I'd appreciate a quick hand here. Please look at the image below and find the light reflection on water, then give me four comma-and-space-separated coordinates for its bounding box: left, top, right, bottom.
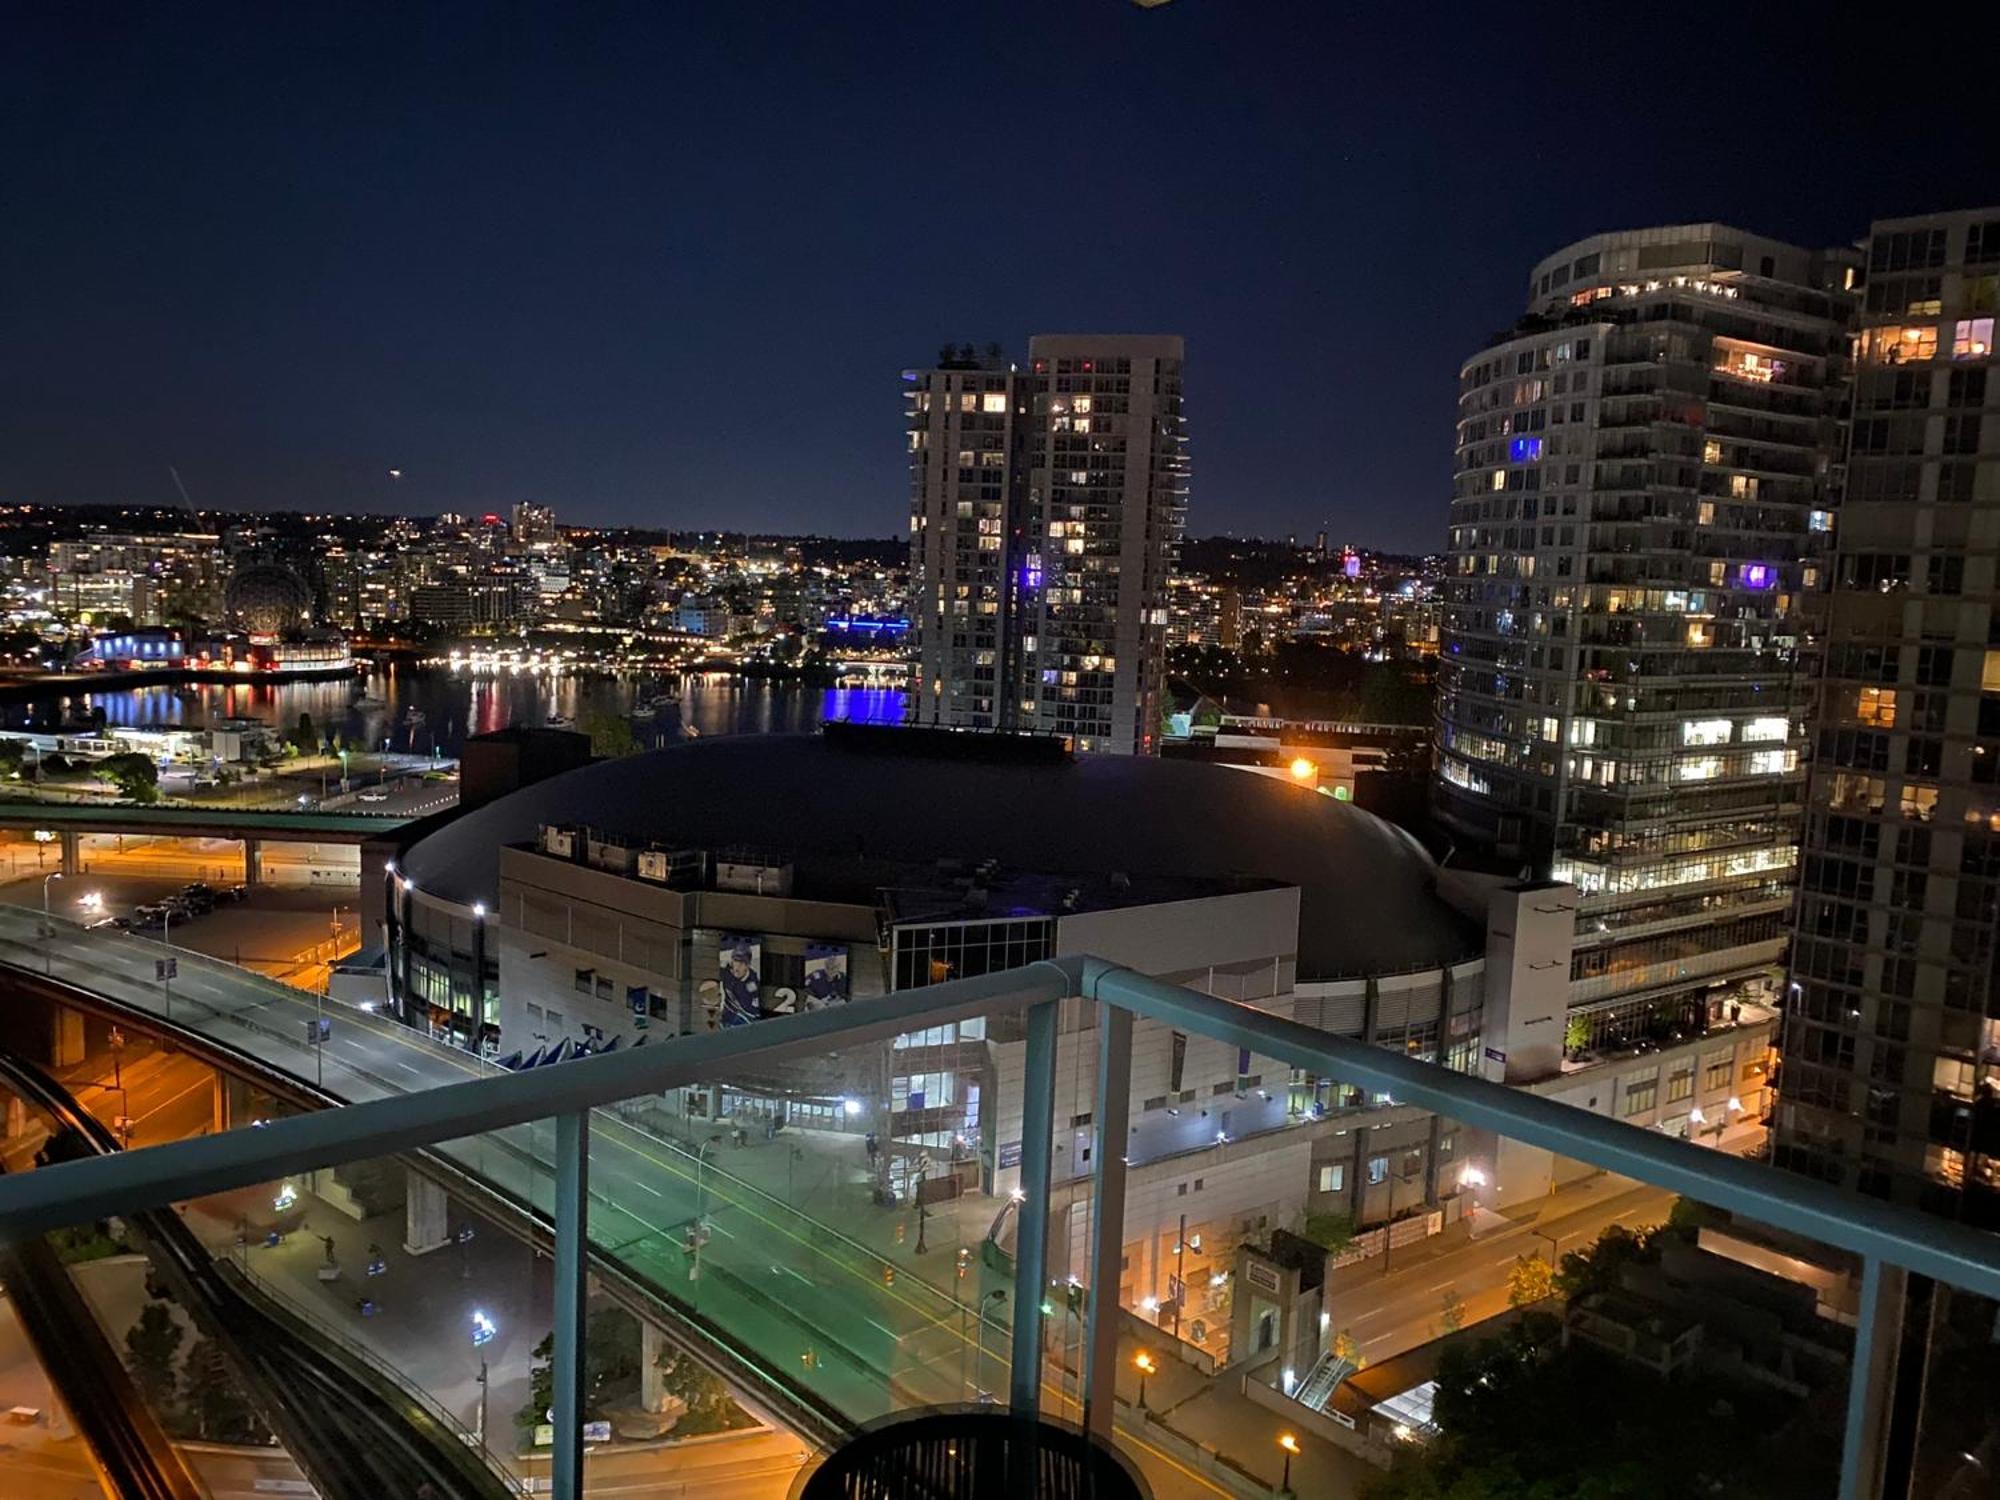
0, 669, 905, 757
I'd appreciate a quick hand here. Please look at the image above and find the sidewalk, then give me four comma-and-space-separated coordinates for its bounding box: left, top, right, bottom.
1321, 1167, 1651, 1304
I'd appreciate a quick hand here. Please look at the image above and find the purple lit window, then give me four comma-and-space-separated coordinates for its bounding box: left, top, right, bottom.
1343, 552, 1361, 579
1738, 562, 1776, 590
1509, 436, 1542, 463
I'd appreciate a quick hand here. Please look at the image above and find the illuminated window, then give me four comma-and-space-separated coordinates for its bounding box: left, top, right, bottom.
1703, 440, 1723, 464
1953, 318, 1994, 359
981, 392, 1009, 414
1856, 688, 1896, 728
1902, 784, 1939, 822
1864, 325, 1938, 363
1682, 718, 1733, 747
1490, 471, 1507, 491
1509, 436, 1543, 462
1716, 348, 1787, 383
1747, 749, 1795, 776
1985, 650, 2000, 693
1729, 475, 1760, 499
1686, 621, 1714, 648
1809, 509, 1833, 532
1743, 716, 1789, 742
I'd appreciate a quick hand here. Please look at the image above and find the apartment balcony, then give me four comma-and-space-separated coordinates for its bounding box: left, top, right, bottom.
0, 940, 1990, 1500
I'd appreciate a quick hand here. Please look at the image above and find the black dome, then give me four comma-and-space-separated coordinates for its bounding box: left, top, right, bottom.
402, 734, 1479, 980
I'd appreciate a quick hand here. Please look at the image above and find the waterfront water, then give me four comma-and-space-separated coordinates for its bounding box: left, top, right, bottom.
0, 667, 906, 758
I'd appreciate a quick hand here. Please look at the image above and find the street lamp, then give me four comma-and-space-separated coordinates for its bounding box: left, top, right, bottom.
40, 871, 62, 974
1279, 1432, 1300, 1493
691, 1137, 718, 1288
474, 1356, 489, 1456
1133, 1350, 1156, 1411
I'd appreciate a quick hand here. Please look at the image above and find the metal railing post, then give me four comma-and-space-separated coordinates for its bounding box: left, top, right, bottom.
1839, 1255, 1905, 1500
552, 1111, 589, 1500
1082, 1001, 1132, 1439
1010, 998, 1059, 1415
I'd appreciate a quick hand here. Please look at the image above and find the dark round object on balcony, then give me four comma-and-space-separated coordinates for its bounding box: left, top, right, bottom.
798, 1408, 1149, 1500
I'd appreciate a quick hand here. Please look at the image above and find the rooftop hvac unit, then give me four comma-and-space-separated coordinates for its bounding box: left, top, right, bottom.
540, 825, 576, 859
637, 847, 704, 886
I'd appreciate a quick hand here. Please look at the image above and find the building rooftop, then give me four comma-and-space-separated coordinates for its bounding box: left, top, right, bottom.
400, 731, 1481, 979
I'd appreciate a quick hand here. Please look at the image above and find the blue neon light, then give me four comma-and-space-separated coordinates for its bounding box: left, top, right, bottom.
1509, 436, 1543, 463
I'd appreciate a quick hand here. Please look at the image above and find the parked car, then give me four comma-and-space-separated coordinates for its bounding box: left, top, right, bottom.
216, 883, 250, 905
358, 788, 389, 802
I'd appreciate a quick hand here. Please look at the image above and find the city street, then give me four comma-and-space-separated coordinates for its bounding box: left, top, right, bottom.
0, 914, 1294, 1499
1329, 1174, 1672, 1363
0, 873, 360, 991
0, 875, 1683, 1500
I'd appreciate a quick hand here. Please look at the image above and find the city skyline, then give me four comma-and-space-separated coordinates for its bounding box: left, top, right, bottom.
4, 7, 1995, 548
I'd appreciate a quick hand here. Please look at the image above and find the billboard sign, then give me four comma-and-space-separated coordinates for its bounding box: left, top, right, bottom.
718, 936, 763, 1027
802, 944, 850, 1010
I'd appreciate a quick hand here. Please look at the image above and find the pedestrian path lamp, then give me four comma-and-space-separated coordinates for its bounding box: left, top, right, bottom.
1133, 1350, 1155, 1411
1279, 1432, 1300, 1492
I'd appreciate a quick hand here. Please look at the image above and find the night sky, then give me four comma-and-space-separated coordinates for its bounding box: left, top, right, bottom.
4, 5, 1995, 550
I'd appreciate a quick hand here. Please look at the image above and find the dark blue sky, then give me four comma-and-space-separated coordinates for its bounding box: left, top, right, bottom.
4, 5, 1994, 549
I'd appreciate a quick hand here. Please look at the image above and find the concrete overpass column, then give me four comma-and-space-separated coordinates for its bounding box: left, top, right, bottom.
59, 831, 80, 876
211, 1075, 255, 1133
403, 1169, 450, 1255
242, 837, 263, 888
48, 1008, 85, 1069
639, 1323, 670, 1413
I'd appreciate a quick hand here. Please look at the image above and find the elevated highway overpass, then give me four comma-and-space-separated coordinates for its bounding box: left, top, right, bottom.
0, 800, 418, 884
0, 909, 1000, 1453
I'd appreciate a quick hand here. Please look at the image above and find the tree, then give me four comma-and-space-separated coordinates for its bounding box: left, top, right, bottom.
1330, 1328, 1365, 1369
176, 1337, 272, 1445
516, 1308, 647, 1433
290, 712, 318, 758
1554, 1222, 1654, 1302
1363, 1311, 1836, 1500
517, 1333, 555, 1434
1506, 1253, 1554, 1309
48, 1221, 128, 1262
654, 1346, 754, 1438
125, 1302, 183, 1413
100, 752, 160, 803
1438, 1287, 1465, 1334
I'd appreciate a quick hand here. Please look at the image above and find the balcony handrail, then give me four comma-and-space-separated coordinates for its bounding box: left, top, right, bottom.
4, 950, 2000, 1312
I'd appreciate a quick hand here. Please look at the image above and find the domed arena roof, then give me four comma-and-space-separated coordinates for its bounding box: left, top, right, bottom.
402, 732, 1481, 980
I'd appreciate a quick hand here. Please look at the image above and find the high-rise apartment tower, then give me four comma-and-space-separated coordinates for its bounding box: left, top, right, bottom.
1437, 225, 1855, 1053
905, 334, 1189, 754
1777, 208, 2000, 1218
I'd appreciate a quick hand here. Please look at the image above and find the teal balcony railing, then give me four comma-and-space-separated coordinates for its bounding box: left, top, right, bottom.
0, 936, 1995, 1500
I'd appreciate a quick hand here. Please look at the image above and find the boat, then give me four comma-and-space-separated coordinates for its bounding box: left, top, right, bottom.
545, 712, 575, 729
627, 690, 679, 718
402, 705, 427, 726
353, 693, 388, 710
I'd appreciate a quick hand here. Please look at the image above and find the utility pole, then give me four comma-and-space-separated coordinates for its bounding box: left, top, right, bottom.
1173, 1211, 1187, 1342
